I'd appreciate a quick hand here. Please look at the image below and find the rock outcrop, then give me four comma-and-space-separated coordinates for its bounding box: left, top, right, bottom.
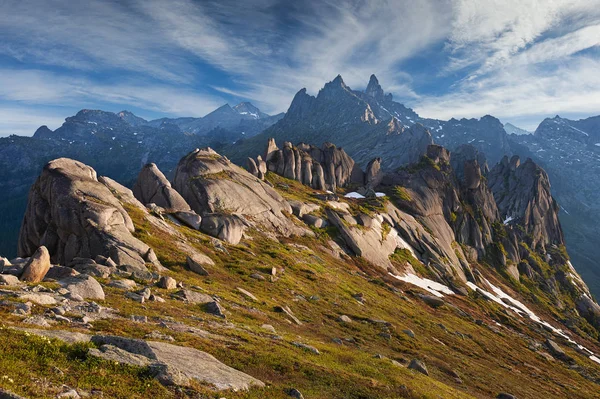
173, 148, 307, 241
255, 140, 364, 191
18, 158, 160, 271
133, 163, 191, 211
488, 156, 563, 251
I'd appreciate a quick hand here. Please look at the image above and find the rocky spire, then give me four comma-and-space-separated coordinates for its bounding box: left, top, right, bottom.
365, 74, 385, 101
488, 156, 563, 251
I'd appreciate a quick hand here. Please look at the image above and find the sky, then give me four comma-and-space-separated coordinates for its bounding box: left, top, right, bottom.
1, 0, 600, 136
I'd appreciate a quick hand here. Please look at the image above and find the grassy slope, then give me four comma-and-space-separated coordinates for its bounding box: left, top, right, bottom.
1, 174, 599, 398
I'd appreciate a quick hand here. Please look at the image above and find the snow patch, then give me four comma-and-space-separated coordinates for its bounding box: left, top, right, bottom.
390, 273, 454, 297
503, 216, 514, 225
344, 192, 365, 199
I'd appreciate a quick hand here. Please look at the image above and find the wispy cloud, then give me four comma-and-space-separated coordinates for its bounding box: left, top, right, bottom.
0, 69, 225, 116
0, 0, 599, 135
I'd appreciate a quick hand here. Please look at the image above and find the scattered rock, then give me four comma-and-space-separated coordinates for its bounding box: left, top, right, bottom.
186, 254, 213, 276
57, 389, 80, 398
23, 315, 52, 327
0, 388, 28, 399
108, 279, 137, 290
158, 276, 177, 290
408, 359, 429, 376
402, 329, 415, 338
18, 293, 57, 305
338, 315, 352, 323
173, 290, 214, 304
546, 339, 572, 362
418, 294, 445, 308
250, 273, 266, 281
0, 274, 20, 286
205, 301, 226, 318
261, 324, 276, 333
20, 246, 51, 283
496, 394, 517, 399
287, 388, 305, 399
45, 265, 80, 280
274, 305, 302, 325
292, 342, 320, 355
60, 275, 105, 300
237, 287, 258, 302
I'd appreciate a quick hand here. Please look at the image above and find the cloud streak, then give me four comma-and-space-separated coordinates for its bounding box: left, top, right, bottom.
0, 0, 599, 135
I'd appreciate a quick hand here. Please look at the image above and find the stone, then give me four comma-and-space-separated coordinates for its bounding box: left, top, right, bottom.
20, 246, 51, 283
45, 265, 80, 280
61, 275, 105, 300
419, 294, 445, 308
0, 274, 20, 286
338, 315, 352, 323
302, 214, 328, 228
72, 261, 112, 279
250, 273, 265, 281
133, 163, 191, 211
57, 389, 80, 398
496, 394, 517, 399
0, 388, 28, 399
173, 290, 214, 304
287, 388, 305, 399
158, 276, 177, 290
261, 324, 276, 333
186, 254, 214, 275
205, 301, 226, 318
108, 279, 137, 290
546, 339, 571, 362
292, 342, 320, 355
125, 292, 145, 303
237, 287, 258, 302
18, 293, 57, 305
289, 200, 320, 218
408, 359, 429, 376
23, 315, 52, 327
402, 329, 416, 338
172, 211, 202, 230
92, 335, 264, 390
274, 305, 302, 325
200, 214, 245, 245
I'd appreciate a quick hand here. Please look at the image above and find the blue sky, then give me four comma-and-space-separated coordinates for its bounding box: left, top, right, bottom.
1, 0, 600, 136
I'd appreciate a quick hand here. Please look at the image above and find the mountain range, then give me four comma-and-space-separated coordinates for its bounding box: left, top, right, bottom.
0, 74, 599, 299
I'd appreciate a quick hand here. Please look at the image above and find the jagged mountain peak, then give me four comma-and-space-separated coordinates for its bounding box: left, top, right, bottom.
366, 73, 385, 101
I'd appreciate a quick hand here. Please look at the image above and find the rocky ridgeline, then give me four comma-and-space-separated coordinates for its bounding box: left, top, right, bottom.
247, 139, 383, 193
2, 138, 600, 396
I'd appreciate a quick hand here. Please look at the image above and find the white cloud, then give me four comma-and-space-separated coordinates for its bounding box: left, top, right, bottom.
0, 69, 225, 118
413, 57, 600, 125
0, 107, 67, 137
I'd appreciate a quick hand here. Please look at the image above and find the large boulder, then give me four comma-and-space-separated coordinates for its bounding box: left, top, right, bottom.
90, 335, 264, 390
200, 214, 245, 245
20, 246, 51, 283
173, 148, 307, 238
133, 163, 191, 211
18, 158, 160, 271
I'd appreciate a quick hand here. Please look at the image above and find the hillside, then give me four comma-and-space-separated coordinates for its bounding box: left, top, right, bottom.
0, 141, 599, 398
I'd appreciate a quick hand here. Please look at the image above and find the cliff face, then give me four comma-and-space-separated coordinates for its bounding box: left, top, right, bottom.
489, 155, 564, 251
